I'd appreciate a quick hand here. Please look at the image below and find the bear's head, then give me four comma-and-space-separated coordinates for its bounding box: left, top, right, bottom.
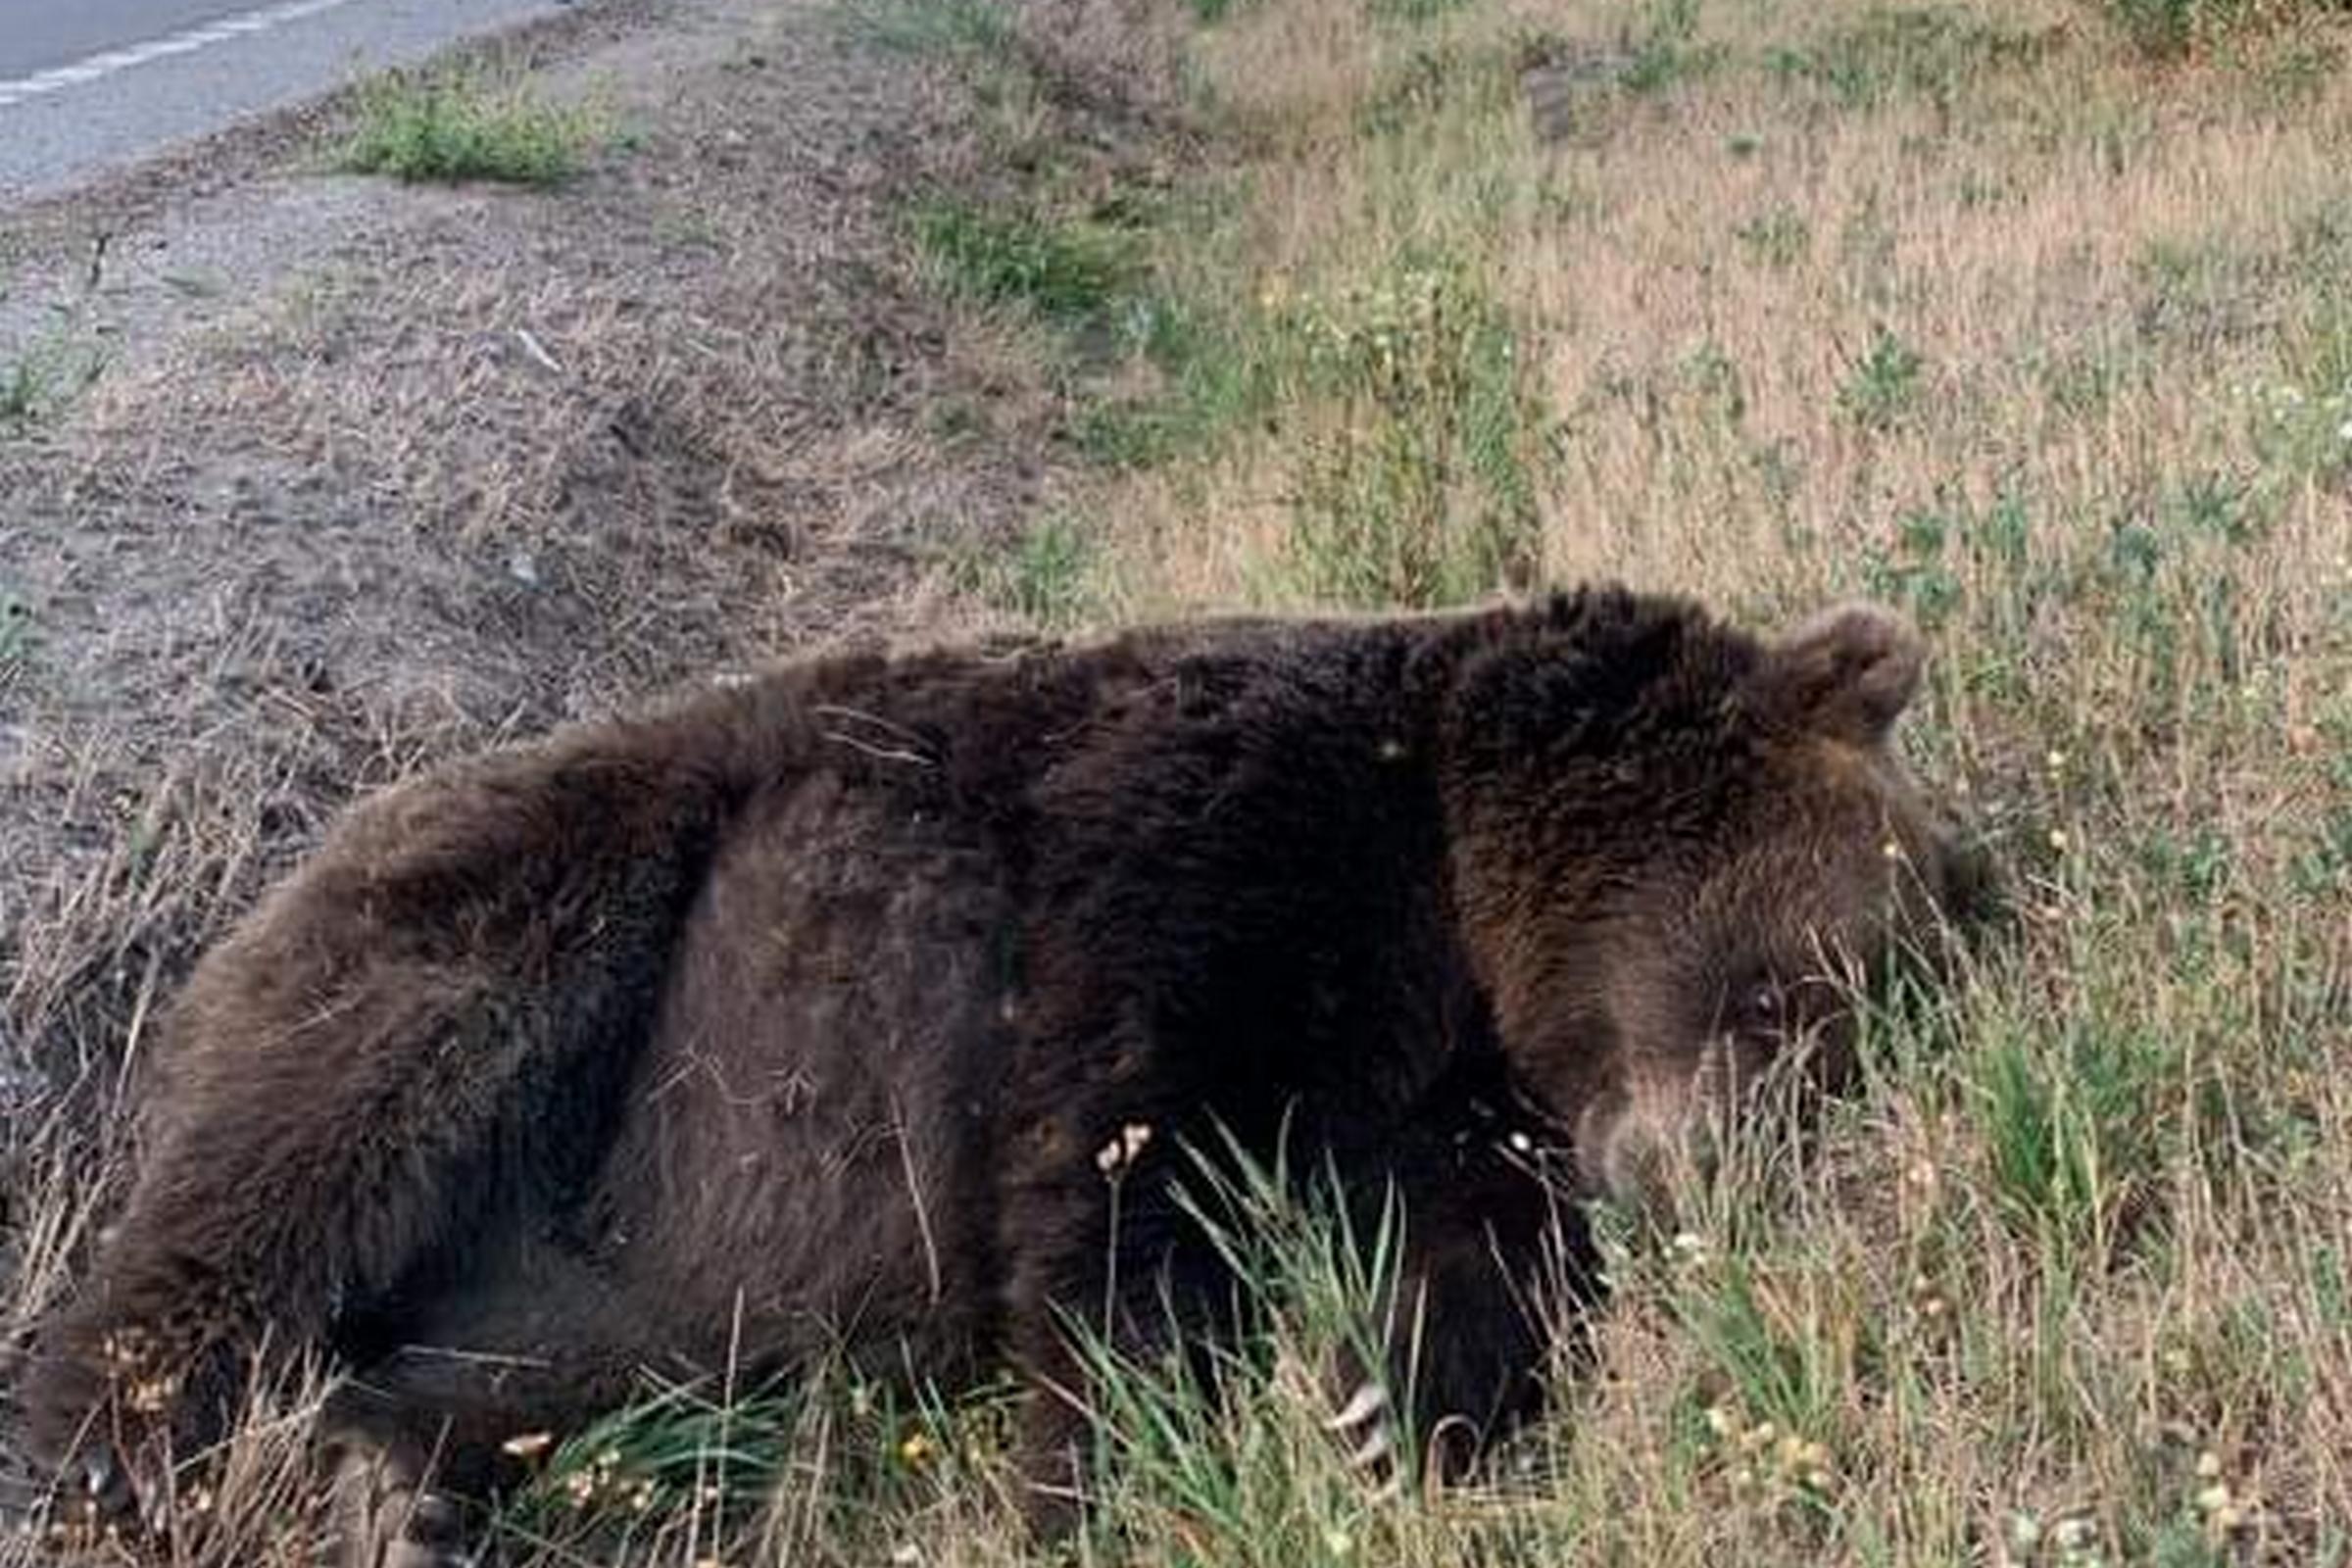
1434, 590, 1989, 1210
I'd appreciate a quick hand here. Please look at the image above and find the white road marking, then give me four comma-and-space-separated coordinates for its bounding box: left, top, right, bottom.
0, 0, 364, 108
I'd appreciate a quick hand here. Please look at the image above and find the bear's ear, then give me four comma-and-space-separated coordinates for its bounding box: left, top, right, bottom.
1750, 602, 1925, 746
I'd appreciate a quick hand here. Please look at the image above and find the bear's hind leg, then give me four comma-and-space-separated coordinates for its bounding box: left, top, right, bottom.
324, 1427, 475, 1568
318, 1373, 564, 1568
318, 1228, 678, 1568
24, 729, 720, 1537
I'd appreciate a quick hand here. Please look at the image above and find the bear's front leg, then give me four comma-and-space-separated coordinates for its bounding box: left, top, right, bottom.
1337, 1107, 1596, 1493
20, 1260, 265, 1551
996, 1125, 1233, 1536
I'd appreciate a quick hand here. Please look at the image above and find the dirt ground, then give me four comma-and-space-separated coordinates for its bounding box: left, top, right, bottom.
0, 0, 1094, 1513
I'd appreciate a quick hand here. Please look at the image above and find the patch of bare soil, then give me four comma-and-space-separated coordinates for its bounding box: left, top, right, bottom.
0, 0, 1109, 1520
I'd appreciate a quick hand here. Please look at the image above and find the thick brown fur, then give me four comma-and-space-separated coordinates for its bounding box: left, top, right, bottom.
20, 587, 1984, 1561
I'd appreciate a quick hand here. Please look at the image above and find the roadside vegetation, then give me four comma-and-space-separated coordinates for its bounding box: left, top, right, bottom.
337, 64, 607, 187
0, 307, 104, 436
806, 0, 2352, 1558
3, 0, 2347, 1560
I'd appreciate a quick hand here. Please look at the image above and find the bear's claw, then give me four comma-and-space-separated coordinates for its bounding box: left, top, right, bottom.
1324, 1377, 1403, 1499
1323, 1379, 1389, 1435
31, 1438, 148, 1552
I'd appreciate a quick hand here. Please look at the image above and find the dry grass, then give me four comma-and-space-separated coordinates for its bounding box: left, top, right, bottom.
0, 0, 1048, 1555
900, 0, 2352, 1557
5, 0, 2350, 1560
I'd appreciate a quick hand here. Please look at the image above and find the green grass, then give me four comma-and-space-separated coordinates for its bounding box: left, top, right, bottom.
1764, 5, 2061, 109
848, 0, 1019, 60
1838, 325, 1928, 431
1282, 258, 1544, 609
1735, 207, 1813, 269
1618, 0, 1728, 94
0, 357, 43, 428
910, 198, 1133, 323
338, 69, 601, 187
1071, 299, 1268, 467
0, 321, 105, 434
1369, 0, 1478, 26
953, 514, 1101, 628
2096, 0, 2272, 58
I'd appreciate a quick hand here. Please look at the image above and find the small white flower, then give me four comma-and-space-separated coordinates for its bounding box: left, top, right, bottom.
2053, 1515, 2097, 1550
1097, 1121, 1154, 1176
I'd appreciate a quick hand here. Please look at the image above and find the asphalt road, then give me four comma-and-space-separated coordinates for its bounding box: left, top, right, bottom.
0, 0, 566, 203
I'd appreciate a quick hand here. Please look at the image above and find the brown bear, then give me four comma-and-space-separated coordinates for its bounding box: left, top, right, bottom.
20, 587, 1981, 1565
